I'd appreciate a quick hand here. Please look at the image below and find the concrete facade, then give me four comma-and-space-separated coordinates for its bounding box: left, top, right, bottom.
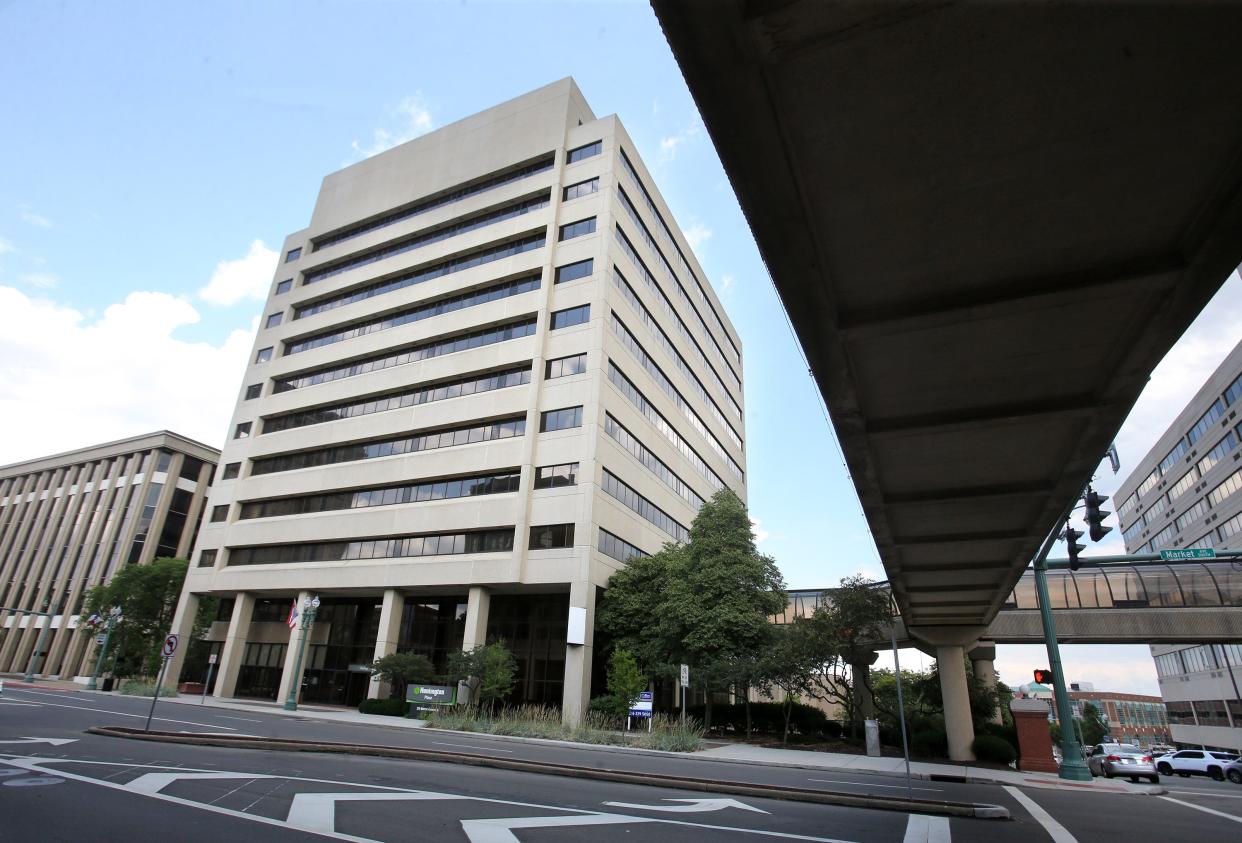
1115, 337, 1242, 751
0, 431, 219, 680
171, 80, 745, 719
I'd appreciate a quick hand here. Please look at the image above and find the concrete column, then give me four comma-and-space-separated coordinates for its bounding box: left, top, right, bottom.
213, 592, 255, 699
277, 591, 314, 704
851, 651, 879, 722
937, 644, 976, 761
461, 586, 491, 651
164, 591, 201, 687
969, 641, 1003, 725
368, 589, 405, 699
561, 581, 595, 727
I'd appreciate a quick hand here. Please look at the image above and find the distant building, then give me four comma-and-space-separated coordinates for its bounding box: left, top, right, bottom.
1067, 690, 1171, 748
1114, 338, 1242, 751
0, 432, 219, 680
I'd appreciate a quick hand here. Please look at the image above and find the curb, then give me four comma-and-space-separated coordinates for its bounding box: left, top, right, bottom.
87, 726, 1010, 819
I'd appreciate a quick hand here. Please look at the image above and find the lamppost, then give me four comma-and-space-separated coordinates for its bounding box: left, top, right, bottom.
86, 606, 123, 691
283, 595, 320, 712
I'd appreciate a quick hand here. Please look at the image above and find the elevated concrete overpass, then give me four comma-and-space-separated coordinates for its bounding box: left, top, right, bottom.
652, 1, 1242, 644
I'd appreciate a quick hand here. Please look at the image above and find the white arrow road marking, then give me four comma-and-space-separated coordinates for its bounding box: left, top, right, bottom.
603, 797, 769, 814
126, 771, 276, 796
287, 791, 466, 834
903, 814, 951, 843
0, 737, 77, 746
462, 812, 654, 843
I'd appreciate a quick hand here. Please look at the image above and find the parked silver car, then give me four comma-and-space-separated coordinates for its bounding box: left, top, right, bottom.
1086, 742, 1159, 783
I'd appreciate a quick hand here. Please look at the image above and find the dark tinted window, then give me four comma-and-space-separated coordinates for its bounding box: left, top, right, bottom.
534, 463, 578, 489
529, 523, 574, 549
562, 177, 599, 201
210, 505, 229, 523
234, 422, 252, 439
254, 347, 273, 364
244, 384, 262, 400
550, 305, 589, 330
539, 406, 582, 432
555, 258, 593, 284
566, 141, 601, 163
545, 353, 586, 379
285, 247, 301, 262
221, 463, 240, 480
266, 312, 283, 329
275, 279, 293, 295
558, 217, 596, 242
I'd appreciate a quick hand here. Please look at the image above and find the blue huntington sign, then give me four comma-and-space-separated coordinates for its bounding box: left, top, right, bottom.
406, 684, 457, 705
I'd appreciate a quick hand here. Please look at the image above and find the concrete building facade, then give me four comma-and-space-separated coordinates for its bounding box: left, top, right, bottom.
1115, 337, 1242, 751
166, 80, 745, 720
0, 431, 219, 680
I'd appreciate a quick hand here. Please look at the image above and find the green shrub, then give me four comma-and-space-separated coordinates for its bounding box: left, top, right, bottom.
359, 697, 409, 717
977, 721, 1018, 746
822, 719, 844, 738
119, 679, 177, 697
910, 727, 948, 758
972, 734, 1017, 765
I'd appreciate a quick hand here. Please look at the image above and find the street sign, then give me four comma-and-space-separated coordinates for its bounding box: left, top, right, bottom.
628, 690, 653, 719
95, 635, 107, 645
161, 634, 179, 658
406, 684, 457, 705
208, 654, 218, 665
1160, 548, 1216, 560
680, 664, 689, 688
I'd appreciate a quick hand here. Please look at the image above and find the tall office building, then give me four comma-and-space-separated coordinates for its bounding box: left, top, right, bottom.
0, 432, 219, 680
166, 80, 746, 720
1114, 336, 1242, 751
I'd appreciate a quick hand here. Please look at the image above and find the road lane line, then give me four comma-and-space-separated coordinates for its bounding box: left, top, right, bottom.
1159, 796, 1242, 824
0, 700, 39, 706
1166, 789, 1242, 800
434, 741, 513, 753
903, 814, 951, 843
4, 692, 237, 731
216, 716, 263, 723
1002, 786, 1077, 843
809, 778, 942, 793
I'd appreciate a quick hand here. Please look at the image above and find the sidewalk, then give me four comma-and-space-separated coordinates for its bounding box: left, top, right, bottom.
4, 677, 1159, 795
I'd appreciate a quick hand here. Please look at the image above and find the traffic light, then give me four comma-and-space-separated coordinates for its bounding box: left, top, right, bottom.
1033, 669, 1053, 685
1065, 523, 1085, 570
1084, 488, 1112, 542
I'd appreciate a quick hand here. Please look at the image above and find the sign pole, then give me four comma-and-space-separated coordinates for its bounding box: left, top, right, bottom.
201, 656, 216, 705
145, 656, 170, 733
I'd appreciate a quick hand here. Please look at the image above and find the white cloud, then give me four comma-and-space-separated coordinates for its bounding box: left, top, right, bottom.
350, 94, 436, 161
750, 516, 770, 545
659, 123, 701, 163
682, 222, 712, 254
718, 274, 737, 299
197, 240, 278, 306
0, 236, 14, 255
995, 644, 1160, 696
19, 208, 51, 229
0, 286, 255, 464
17, 272, 57, 289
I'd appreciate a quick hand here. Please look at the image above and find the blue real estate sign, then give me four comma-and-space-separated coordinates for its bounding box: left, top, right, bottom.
628, 690, 653, 719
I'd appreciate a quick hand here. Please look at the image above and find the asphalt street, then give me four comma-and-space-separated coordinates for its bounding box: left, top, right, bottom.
2, 685, 1241, 842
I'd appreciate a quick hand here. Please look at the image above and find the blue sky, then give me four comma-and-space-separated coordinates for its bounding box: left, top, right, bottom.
2, 1, 1239, 694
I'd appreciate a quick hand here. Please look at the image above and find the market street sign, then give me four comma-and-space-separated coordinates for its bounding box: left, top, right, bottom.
1160, 548, 1216, 560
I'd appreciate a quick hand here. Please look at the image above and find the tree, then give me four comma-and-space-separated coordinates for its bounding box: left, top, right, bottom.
594, 648, 648, 722
758, 622, 819, 743
80, 557, 195, 677
598, 489, 787, 729
1079, 702, 1109, 746
447, 640, 517, 714
369, 652, 436, 700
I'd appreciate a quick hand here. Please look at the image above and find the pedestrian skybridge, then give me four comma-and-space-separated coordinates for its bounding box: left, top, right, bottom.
778, 561, 1242, 645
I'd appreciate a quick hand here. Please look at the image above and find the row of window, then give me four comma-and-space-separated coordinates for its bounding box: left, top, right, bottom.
237, 470, 522, 520
312, 154, 555, 251
558, 217, 596, 242
1120, 425, 1241, 541
613, 266, 742, 429
262, 364, 532, 434
1154, 643, 1242, 677
533, 462, 578, 489
611, 312, 744, 477
551, 304, 590, 330
303, 194, 550, 287
607, 361, 728, 495
250, 416, 527, 476
285, 274, 541, 355
293, 232, 546, 320
566, 140, 601, 164
529, 523, 574, 550
555, 258, 593, 284
618, 147, 740, 366
614, 222, 741, 392
601, 468, 690, 543
271, 316, 538, 393
604, 413, 704, 512
562, 177, 598, 202
598, 528, 648, 564
540, 406, 583, 432
227, 528, 517, 566
545, 353, 586, 380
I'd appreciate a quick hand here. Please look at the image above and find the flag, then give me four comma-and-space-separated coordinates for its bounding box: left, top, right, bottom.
286, 600, 299, 629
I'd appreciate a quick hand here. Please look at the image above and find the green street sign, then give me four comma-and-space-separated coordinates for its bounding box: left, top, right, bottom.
1160, 548, 1216, 560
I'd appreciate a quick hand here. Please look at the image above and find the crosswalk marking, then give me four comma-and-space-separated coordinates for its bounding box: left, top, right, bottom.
903, 814, 951, 843
287, 791, 465, 834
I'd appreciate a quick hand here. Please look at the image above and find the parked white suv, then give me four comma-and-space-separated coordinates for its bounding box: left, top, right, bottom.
1154, 750, 1240, 781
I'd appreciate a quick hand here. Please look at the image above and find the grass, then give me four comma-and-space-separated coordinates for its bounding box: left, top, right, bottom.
117, 678, 178, 697
424, 705, 705, 752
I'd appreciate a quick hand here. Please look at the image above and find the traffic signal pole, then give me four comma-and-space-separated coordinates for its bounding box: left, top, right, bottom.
1033, 548, 1092, 780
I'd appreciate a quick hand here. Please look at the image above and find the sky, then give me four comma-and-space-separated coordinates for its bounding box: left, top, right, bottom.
1, 0, 1238, 696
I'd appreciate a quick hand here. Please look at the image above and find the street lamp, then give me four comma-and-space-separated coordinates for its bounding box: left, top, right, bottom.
283, 595, 320, 712
86, 606, 123, 691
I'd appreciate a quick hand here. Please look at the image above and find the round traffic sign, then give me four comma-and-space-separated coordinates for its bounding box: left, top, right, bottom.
162, 634, 179, 657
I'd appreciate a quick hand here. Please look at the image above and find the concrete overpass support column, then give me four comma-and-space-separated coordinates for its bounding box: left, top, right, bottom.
851, 652, 879, 722
213, 592, 255, 699
969, 641, 1003, 725
561, 581, 595, 727
368, 589, 405, 700
937, 645, 976, 761
277, 591, 315, 705
163, 592, 200, 688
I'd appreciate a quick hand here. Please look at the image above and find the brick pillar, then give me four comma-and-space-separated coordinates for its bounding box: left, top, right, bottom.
1011, 698, 1059, 773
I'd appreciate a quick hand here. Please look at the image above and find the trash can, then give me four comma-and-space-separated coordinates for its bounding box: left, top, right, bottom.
865, 718, 881, 757
101, 676, 115, 692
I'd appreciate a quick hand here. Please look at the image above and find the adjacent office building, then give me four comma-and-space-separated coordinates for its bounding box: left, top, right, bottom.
166, 79, 746, 721
0, 432, 219, 680
1114, 336, 1242, 751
